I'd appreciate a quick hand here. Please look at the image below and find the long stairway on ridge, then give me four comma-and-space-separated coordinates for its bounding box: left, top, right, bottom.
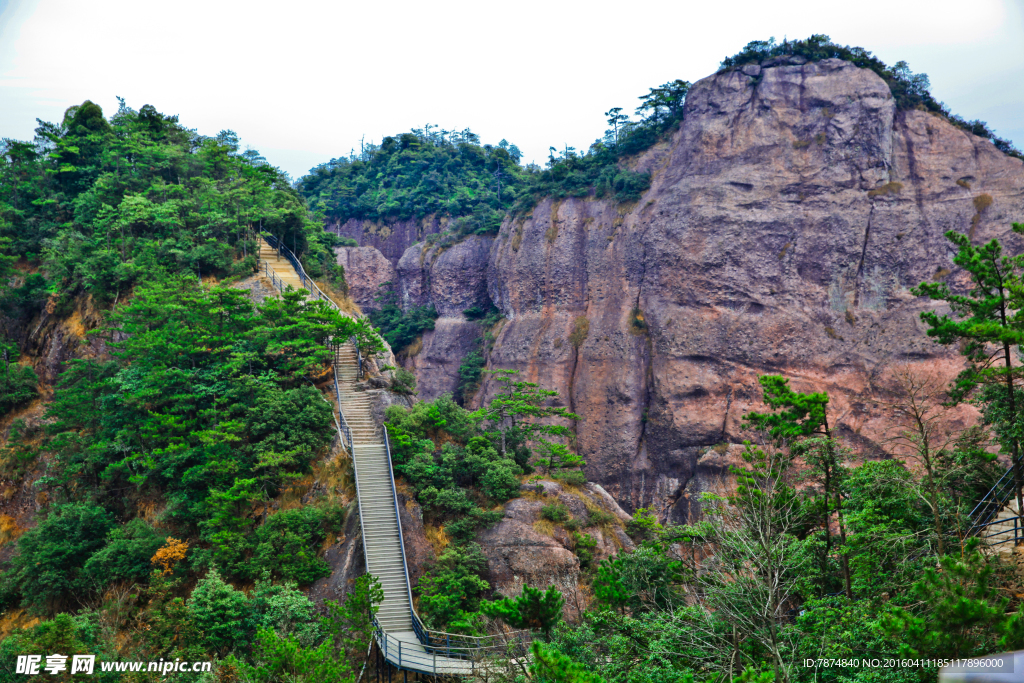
257, 235, 493, 676
335, 342, 415, 635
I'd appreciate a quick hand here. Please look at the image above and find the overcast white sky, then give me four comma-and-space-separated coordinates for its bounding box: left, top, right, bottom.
1, 0, 1022, 180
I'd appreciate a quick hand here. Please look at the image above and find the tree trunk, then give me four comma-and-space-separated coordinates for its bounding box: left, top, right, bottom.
1005, 341, 1024, 540
836, 490, 853, 600
822, 467, 832, 595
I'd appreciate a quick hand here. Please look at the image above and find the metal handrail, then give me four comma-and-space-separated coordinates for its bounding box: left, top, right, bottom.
371, 616, 528, 676
260, 235, 530, 671
332, 360, 353, 452
382, 425, 417, 632
263, 233, 335, 307
261, 233, 366, 380
969, 459, 1022, 536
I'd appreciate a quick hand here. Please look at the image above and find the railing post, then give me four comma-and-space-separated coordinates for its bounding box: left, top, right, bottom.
398, 640, 401, 669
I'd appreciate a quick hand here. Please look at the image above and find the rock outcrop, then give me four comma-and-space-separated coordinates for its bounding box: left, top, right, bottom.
334, 247, 396, 311
340, 57, 1024, 524
327, 216, 446, 266
356, 236, 495, 400
481, 57, 1024, 522
477, 481, 632, 618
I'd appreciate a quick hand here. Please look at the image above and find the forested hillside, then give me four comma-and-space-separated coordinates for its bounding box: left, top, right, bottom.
0, 100, 384, 681
0, 32, 1024, 683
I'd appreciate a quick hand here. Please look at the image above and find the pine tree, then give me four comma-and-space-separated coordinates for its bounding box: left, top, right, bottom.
530, 641, 607, 683
912, 226, 1024, 536
744, 375, 853, 599
481, 585, 563, 639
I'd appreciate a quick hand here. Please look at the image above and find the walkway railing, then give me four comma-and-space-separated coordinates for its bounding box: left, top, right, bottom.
261, 233, 363, 378
371, 618, 531, 675
383, 424, 417, 626
259, 236, 533, 675
970, 460, 1024, 546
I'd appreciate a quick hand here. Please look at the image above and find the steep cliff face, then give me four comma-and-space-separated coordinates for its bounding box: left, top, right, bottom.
481, 57, 1024, 521
337, 237, 495, 399
334, 58, 1024, 523
334, 247, 396, 311
327, 216, 446, 266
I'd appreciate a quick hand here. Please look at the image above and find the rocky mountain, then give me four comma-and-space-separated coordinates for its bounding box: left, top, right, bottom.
334, 57, 1024, 523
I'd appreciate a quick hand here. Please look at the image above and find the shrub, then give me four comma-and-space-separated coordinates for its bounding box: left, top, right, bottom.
552, 470, 587, 487
573, 532, 598, 571
0, 612, 118, 683
481, 459, 522, 502
454, 349, 485, 405
0, 363, 38, 416
587, 508, 616, 527
417, 543, 491, 629
391, 367, 418, 395
482, 585, 564, 638
245, 506, 342, 584
368, 283, 438, 352
246, 575, 323, 647
188, 568, 248, 653
82, 519, 166, 587
419, 486, 475, 518
0, 419, 38, 479
541, 503, 570, 524
6, 502, 114, 612
625, 507, 663, 542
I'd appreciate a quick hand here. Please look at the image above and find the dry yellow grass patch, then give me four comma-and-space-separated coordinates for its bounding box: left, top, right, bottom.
280, 474, 315, 510
313, 450, 355, 503
867, 181, 903, 198
403, 337, 424, 358
533, 519, 557, 537
425, 524, 450, 555
0, 514, 24, 546
0, 608, 40, 640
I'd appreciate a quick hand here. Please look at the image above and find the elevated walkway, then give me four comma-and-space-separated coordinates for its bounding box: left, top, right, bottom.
257, 236, 527, 677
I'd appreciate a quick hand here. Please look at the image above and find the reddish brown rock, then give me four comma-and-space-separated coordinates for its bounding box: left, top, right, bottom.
333, 246, 396, 311
327, 216, 446, 266
480, 58, 1024, 523
477, 500, 580, 598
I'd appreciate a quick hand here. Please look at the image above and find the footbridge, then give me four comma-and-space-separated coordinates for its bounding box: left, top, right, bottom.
258, 236, 530, 678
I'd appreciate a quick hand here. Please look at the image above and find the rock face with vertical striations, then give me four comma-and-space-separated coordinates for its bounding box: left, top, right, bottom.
333, 246, 396, 311
481, 57, 1024, 522
390, 237, 495, 399
339, 57, 1024, 523
327, 216, 446, 266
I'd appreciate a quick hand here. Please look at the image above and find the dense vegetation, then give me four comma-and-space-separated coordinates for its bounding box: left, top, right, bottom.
296, 78, 687, 235
0, 100, 345, 304
383, 371, 581, 631
0, 277, 379, 609
0, 101, 385, 680
720, 34, 1023, 159
1, 39, 1023, 681
366, 281, 439, 353
297, 128, 523, 235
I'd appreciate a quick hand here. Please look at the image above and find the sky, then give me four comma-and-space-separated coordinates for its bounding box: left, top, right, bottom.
1, 0, 1022, 181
